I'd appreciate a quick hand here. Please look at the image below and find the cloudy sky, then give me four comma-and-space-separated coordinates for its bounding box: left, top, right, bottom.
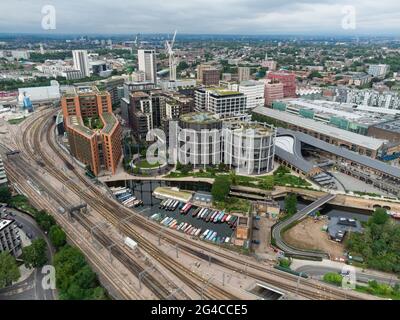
0, 0, 398, 35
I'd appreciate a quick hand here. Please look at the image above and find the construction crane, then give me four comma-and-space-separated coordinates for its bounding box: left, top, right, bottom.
131, 34, 140, 54
165, 30, 178, 81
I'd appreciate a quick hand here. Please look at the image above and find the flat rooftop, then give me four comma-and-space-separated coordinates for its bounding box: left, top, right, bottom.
254, 106, 386, 151
278, 98, 394, 126
278, 128, 400, 179
180, 112, 221, 124
101, 112, 118, 134
0, 218, 13, 231
207, 88, 244, 97
373, 120, 400, 134
68, 116, 94, 137
224, 121, 275, 137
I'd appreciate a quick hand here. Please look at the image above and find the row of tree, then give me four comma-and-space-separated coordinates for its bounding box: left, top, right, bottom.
0, 189, 107, 298
345, 208, 400, 275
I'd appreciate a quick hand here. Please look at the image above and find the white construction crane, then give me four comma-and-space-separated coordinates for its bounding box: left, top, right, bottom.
131, 34, 140, 54
165, 30, 178, 81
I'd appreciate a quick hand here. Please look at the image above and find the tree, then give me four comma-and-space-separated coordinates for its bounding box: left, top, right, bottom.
176, 161, 184, 171
346, 207, 400, 275
34, 210, 55, 232
369, 208, 389, 225
323, 273, 343, 286
72, 265, 98, 289
279, 258, 292, 269
260, 176, 275, 190
22, 238, 48, 269
0, 252, 20, 288
54, 245, 87, 292
49, 225, 67, 249
284, 194, 297, 216
0, 186, 11, 204
229, 170, 238, 185
177, 61, 189, 72
212, 176, 231, 202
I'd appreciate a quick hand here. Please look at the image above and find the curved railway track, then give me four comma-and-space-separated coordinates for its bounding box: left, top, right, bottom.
18, 110, 238, 301
13, 110, 192, 300
15, 109, 373, 300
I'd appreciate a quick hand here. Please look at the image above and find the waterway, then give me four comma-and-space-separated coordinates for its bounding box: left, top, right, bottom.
108, 180, 235, 239
107, 179, 375, 227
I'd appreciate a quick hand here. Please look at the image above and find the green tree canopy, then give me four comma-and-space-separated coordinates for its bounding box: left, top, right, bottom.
284, 194, 298, 216
0, 186, 12, 204
212, 176, 231, 202
22, 238, 48, 269
35, 210, 56, 232
54, 245, 107, 300
49, 225, 67, 249
323, 273, 343, 286
346, 208, 400, 274
369, 208, 389, 225
0, 252, 20, 288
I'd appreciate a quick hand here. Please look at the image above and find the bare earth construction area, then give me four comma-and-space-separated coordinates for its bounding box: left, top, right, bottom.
282, 218, 345, 258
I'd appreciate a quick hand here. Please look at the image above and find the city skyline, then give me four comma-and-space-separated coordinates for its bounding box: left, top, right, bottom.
0, 0, 399, 35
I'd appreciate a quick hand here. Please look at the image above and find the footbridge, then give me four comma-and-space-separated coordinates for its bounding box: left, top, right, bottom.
272, 193, 336, 260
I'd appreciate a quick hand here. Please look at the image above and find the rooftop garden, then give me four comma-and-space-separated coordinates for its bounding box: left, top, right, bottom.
83, 116, 103, 130
165, 164, 311, 190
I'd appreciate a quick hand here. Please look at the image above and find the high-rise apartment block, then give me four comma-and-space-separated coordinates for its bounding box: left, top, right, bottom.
138, 49, 157, 84
368, 64, 390, 79
72, 50, 90, 78
228, 80, 265, 109
202, 69, 221, 86
238, 67, 251, 82
61, 86, 122, 176
194, 88, 247, 117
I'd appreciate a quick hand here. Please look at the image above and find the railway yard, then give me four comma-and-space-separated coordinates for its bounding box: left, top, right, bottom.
0, 108, 378, 301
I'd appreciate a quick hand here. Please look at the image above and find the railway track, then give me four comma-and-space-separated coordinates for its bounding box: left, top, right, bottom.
15, 109, 374, 300
1, 155, 137, 300
11, 111, 192, 300
42, 112, 370, 300
16, 111, 237, 300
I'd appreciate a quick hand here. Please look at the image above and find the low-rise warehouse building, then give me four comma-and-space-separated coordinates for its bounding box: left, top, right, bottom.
253, 106, 386, 159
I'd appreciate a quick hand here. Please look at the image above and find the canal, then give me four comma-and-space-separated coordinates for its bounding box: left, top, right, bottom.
108, 179, 376, 228
108, 180, 235, 239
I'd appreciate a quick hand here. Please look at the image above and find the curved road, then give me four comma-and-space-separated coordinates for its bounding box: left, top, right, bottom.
295, 265, 400, 286
0, 208, 57, 300
272, 193, 336, 259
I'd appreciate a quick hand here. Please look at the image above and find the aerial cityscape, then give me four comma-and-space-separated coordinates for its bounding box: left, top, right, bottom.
0, 0, 400, 309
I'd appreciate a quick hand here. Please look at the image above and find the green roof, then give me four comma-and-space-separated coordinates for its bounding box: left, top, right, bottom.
180, 112, 220, 124
101, 113, 117, 134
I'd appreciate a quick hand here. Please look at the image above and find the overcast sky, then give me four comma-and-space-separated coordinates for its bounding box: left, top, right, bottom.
0, 0, 398, 35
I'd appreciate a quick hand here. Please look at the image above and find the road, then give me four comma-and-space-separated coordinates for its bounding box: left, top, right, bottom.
272, 193, 336, 259
0, 208, 57, 300
294, 265, 400, 286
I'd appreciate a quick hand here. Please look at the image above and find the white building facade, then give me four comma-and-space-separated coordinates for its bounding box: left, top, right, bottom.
138, 49, 157, 84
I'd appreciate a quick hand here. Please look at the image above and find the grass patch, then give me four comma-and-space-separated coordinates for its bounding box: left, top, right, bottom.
356, 281, 400, 300
165, 165, 310, 190
135, 160, 161, 169
9, 195, 39, 215
8, 117, 26, 125
213, 197, 251, 214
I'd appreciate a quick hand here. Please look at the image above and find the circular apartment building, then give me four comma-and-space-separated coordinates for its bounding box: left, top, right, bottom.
223, 121, 277, 175
178, 112, 223, 166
